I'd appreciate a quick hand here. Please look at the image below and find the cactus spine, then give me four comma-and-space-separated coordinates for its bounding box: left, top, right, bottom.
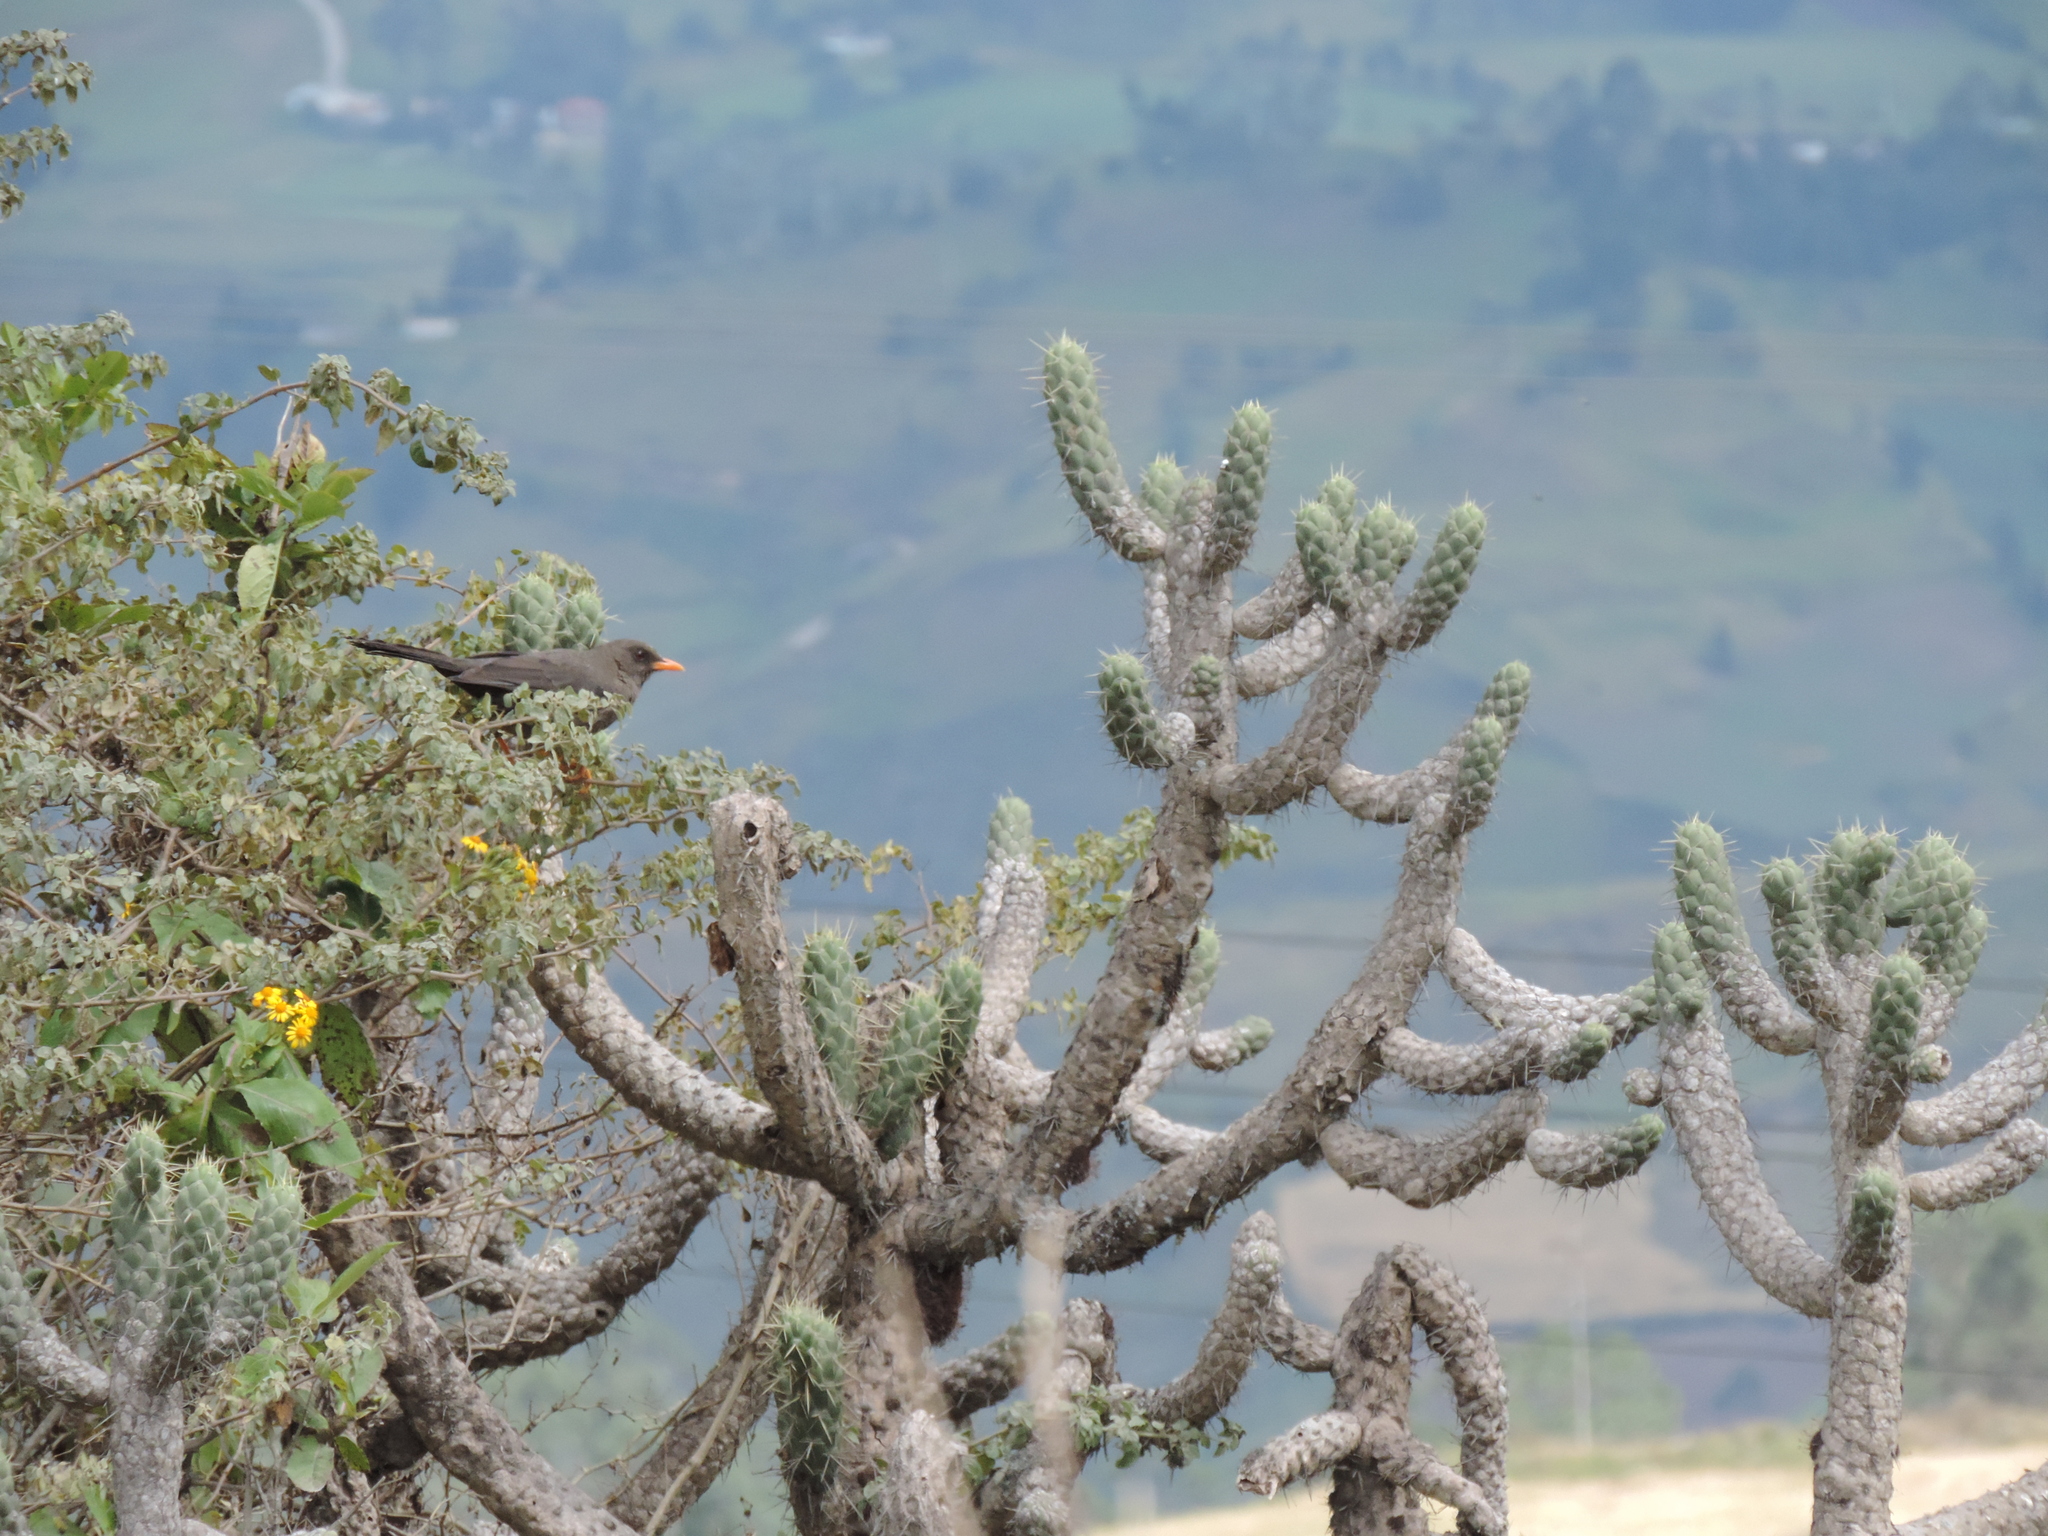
1206, 403, 1272, 575
773, 1304, 848, 1492
1353, 500, 1418, 592
1098, 652, 1177, 769
502, 573, 559, 652
157, 1159, 230, 1383
865, 992, 948, 1158
801, 932, 864, 1106
1041, 337, 1126, 538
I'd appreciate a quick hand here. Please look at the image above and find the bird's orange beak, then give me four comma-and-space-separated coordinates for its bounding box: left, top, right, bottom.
652, 657, 685, 672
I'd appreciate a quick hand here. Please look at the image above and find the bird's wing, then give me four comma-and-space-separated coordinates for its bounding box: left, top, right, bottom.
455, 649, 620, 696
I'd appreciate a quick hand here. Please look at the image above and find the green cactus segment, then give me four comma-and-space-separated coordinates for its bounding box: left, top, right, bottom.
1605, 1114, 1665, 1174
1207, 402, 1272, 574
1141, 457, 1187, 526
217, 1181, 304, 1348
800, 932, 864, 1106
1842, 1167, 1901, 1284
988, 796, 1035, 865
1653, 923, 1710, 1024
1182, 924, 1223, 1015
1042, 336, 1129, 538
557, 588, 608, 649
501, 573, 559, 653
1353, 501, 1418, 590
1866, 954, 1925, 1078
935, 958, 983, 1085
1888, 834, 1982, 987
1450, 715, 1507, 826
112, 1126, 168, 1312
1476, 661, 1531, 742
1318, 474, 1358, 520
1400, 501, 1486, 645
1909, 1045, 1953, 1084
1293, 499, 1355, 610
1184, 653, 1225, 701
773, 1303, 848, 1489
1222, 1015, 1274, 1065
1098, 652, 1174, 770
1816, 826, 1898, 959
1673, 820, 1748, 959
864, 992, 948, 1158
0, 1228, 39, 1360
1613, 978, 1661, 1045
1760, 858, 1828, 997
1549, 1021, 1614, 1083
160, 1160, 230, 1378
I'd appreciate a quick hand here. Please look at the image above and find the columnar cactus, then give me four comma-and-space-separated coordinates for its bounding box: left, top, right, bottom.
0, 1128, 304, 1536
1649, 817, 2048, 1536
504, 338, 1695, 1536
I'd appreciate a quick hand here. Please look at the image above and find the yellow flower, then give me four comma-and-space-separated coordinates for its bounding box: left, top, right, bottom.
460, 835, 490, 854
513, 849, 540, 889
254, 986, 320, 1049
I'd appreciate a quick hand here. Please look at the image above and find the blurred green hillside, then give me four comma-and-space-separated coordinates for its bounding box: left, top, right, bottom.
7, 0, 2048, 1500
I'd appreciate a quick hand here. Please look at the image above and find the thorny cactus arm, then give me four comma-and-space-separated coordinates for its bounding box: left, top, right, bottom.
1907, 1119, 2048, 1211
528, 958, 804, 1176
1241, 1245, 1505, 1536
1652, 922, 1836, 1318
1318, 1089, 1545, 1208
608, 1192, 844, 1533
309, 1168, 639, 1536
1898, 999, 2048, 1146
1672, 820, 1816, 1055
710, 794, 888, 1207
1134, 1214, 1284, 1429
1261, 1293, 1335, 1373
441, 1142, 727, 1370
0, 1225, 110, 1406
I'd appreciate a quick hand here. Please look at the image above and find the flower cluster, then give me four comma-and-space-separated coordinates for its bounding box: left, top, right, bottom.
459, 835, 541, 890
252, 986, 320, 1049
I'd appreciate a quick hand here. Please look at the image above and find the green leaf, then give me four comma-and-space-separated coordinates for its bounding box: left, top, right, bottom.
411, 978, 453, 1020
81, 1485, 114, 1536
190, 1436, 227, 1479
38, 1010, 75, 1047
236, 532, 287, 617
300, 1241, 398, 1324
150, 903, 250, 954
335, 1435, 371, 1474
304, 1188, 372, 1230
284, 1436, 334, 1493
312, 1002, 377, 1105
295, 488, 345, 529
94, 1001, 167, 1052
257, 364, 281, 382
234, 1073, 361, 1169
345, 1344, 385, 1405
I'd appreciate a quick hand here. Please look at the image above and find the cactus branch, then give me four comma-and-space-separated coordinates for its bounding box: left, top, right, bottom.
1524, 1116, 1665, 1189
1907, 1119, 2048, 1211
1673, 820, 1817, 1056
711, 794, 888, 1208
1232, 606, 1338, 699
1898, 1000, 2048, 1146
1233, 554, 1316, 639
1262, 1293, 1336, 1373
309, 1170, 641, 1536
441, 1143, 726, 1370
1655, 923, 1835, 1317
1135, 1213, 1285, 1429
1238, 1411, 1364, 1496
0, 1226, 110, 1406
530, 957, 804, 1177
1318, 1089, 1544, 1207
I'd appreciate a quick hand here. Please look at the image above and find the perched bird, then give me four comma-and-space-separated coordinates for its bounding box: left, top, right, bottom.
352, 636, 683, 727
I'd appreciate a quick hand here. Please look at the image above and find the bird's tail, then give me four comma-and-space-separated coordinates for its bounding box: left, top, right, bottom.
350, 636, 469, 678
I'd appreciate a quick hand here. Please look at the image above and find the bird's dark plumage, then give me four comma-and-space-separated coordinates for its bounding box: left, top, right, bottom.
352, 636, 683, 721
